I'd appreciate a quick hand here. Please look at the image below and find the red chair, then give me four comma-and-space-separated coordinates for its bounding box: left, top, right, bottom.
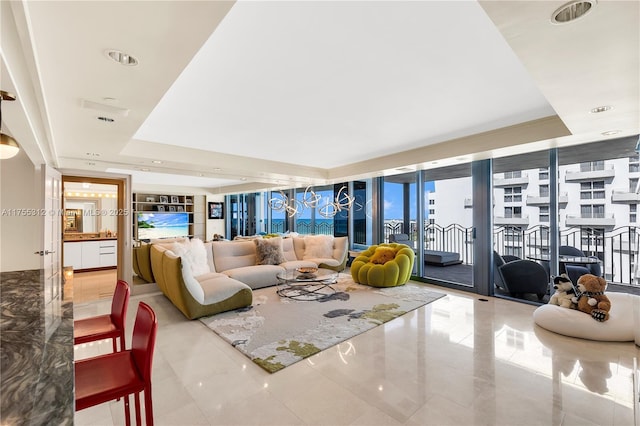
74, 279, 130, 352
75, 302, 158, 426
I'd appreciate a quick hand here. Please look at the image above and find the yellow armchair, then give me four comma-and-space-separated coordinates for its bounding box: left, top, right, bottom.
350, 243, 415, 287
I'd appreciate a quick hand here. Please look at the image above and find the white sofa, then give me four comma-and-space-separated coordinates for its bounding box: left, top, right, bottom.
149, 235, 348, 319
212, 236, 348, 289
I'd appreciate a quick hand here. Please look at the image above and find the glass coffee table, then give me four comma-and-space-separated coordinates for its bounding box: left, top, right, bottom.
276, 268, 339, 301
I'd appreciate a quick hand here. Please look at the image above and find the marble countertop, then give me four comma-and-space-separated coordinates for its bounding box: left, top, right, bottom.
0, 269, 74, 425
63, 237, 117, 242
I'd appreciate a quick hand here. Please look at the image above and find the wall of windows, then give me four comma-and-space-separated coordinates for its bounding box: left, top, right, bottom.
225, 135, 640, 297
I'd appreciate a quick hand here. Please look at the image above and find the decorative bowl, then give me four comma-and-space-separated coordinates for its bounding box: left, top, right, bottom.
296, 267, 318, 274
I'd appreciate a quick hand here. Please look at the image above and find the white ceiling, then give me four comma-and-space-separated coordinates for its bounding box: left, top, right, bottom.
2, 0, 638, 194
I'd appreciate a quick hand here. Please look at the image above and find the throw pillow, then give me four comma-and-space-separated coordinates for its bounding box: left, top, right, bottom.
170, 238, 210, 277
188, 238, 210, 276
255, 237, 286, 265
370, 247, 396, 264
303, 235, 334, 259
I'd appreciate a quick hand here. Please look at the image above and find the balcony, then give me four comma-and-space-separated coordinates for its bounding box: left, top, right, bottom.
564, 165, 615, 181
526, 192, 569, 206
611, 189, 640, 203
494, 215, 529, 226
565, 214, 616, 227
493, 173, 529, 187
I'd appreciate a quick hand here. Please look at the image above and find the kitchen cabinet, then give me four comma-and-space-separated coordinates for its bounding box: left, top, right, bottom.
63, 239, 117, 271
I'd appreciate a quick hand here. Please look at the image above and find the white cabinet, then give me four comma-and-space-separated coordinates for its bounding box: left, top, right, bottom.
81, 241, 101, 269
99, 240, 117, 267
63, 240, 117, 270
63, 242, 82, 270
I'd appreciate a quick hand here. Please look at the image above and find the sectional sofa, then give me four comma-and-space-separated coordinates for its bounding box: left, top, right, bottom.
145, 236, 348, 319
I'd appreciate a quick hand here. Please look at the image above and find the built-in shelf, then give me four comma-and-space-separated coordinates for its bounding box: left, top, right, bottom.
132, 193, 195, 240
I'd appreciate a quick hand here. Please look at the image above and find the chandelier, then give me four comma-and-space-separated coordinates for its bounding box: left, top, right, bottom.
0, 90, 20, 160
269, 186, 355, 218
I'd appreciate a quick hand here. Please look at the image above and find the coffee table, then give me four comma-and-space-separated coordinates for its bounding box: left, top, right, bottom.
276, 268, 339, 301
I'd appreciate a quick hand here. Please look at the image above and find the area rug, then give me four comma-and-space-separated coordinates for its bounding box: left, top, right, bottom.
199, 275, 445, 373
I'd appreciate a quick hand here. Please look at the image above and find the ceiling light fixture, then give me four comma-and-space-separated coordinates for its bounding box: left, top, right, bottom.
152, 160, 163, 164
0, 90, 20, 160
590, 105, 612, 113
551, 0, 596, 24
105, 49, 139, 66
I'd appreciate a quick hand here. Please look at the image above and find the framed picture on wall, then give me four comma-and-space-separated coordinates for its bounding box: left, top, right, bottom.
208, 202, 224, 219
157, 205, 165, 212
170, 196, 179, 204
159, 196, 168, 204
168, 206, 176, 212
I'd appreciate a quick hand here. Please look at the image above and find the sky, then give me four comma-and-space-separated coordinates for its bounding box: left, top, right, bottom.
270, 181, 436, 221
384, 181, 435, 220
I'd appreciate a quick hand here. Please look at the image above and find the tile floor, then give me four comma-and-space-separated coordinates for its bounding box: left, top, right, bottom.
72, 272, 639, 426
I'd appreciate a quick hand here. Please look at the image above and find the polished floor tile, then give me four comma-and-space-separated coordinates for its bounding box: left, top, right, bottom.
73, 281, 639, 426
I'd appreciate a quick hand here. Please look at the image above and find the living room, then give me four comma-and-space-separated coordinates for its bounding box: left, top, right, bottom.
1, 1, 639, 425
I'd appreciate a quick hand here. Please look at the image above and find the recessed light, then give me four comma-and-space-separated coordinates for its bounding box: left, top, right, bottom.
105, 49, 138, 66
241, 177, 247, 181
151, 160, 163, 164
140, 168, 150, 172
551, 0, 596, 24
97, 116, 114, 122
213, 168, 221, 172
590, 105, 612, 114
601, 130, 620, 136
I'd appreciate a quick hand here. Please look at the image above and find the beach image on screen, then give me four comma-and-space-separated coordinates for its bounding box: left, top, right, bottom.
137, 212, 189, 239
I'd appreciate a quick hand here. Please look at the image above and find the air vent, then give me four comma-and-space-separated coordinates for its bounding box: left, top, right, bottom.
81, 99, 129, 117
552, 1, 596, 24
106, 50, 138, 66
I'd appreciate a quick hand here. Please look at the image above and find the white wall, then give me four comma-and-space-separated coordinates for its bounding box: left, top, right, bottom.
99, 197, 118, 233
0, 150, 42, 272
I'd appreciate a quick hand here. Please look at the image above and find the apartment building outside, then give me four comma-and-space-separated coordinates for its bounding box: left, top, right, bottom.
426, 155, 640, 286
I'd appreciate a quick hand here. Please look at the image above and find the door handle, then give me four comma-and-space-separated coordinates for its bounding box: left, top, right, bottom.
34, 250, 55, 256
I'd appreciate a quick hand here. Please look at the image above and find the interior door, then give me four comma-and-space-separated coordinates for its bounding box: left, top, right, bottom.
40, 165, 62, 338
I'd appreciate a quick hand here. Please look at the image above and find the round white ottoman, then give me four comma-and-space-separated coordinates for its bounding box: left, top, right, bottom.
533, 292, 637, 342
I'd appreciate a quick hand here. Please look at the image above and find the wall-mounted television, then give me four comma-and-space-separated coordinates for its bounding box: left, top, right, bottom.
137, 212, 189, 240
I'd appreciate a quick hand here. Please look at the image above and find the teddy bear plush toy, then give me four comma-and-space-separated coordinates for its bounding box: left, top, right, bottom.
572, 274, 611, 322
369, 247, 396, 264
548, 274, 577, 309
